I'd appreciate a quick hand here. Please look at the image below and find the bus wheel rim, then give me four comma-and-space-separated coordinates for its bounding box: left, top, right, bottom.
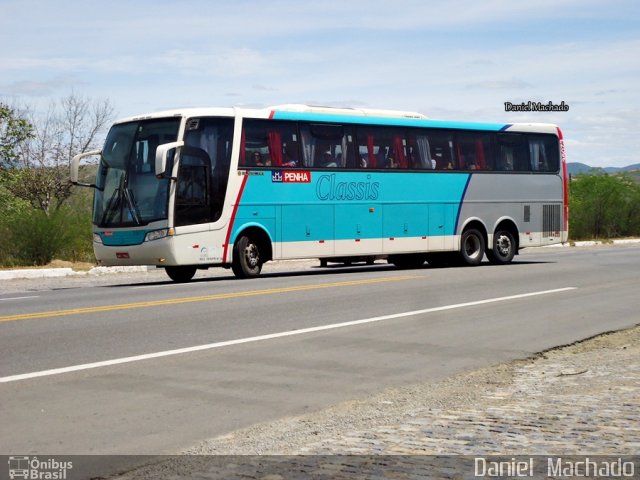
245, 243, 259, 267
496, 234, 512, 257
464, 235, 481, 259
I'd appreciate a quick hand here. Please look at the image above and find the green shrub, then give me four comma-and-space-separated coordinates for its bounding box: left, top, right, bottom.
569, 173, 640, 240
1, 206, 93, 266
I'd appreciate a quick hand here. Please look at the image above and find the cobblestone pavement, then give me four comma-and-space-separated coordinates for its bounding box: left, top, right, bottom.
184, 325, 640, 456
112, 325, 639, 479
294, 328, 640, 456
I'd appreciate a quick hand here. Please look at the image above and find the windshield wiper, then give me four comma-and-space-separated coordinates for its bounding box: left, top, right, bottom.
123, 187, 141, 225
99, 173, 143, 226
100, 174, 124, 226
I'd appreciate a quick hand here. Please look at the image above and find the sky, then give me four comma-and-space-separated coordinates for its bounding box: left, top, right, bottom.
1, 0, 639, 168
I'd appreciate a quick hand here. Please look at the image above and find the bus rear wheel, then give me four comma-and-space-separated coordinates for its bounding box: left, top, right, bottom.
460, 229, 485, 266
232, 234, 263, 278
486, 229, 516, 264
165, 265, 197, 283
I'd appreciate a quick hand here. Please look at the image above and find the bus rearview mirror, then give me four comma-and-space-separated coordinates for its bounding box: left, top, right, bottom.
155, 141, 184, 178
70, 149, 101, 187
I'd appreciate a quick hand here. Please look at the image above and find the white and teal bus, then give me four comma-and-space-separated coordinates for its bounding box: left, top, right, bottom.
71, 104, 568, 282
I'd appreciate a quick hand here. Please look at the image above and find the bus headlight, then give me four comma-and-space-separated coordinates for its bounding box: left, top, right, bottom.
93, 233, 103, 244
145, 228, 173, 242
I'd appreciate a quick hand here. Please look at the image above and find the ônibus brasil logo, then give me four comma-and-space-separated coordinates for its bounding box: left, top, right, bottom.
271, 170, 311, 183
8, 456, 73, 479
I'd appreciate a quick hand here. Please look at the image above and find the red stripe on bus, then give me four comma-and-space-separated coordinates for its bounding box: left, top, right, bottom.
222, 175, 249, 263
557, 126, 569, 234
269, 110, 275, 120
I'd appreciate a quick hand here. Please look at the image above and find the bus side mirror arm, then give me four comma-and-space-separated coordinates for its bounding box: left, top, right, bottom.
155, 141, 184, 180
70, 149, 102, 188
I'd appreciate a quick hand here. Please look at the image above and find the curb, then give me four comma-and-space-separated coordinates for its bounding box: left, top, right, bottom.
543, 238, 640, 248
0, 266, 149, 281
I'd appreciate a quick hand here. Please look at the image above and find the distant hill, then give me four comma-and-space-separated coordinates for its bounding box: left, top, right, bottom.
567, 162, 640, 176
567, 163, 595, 175
603, 163, 640, 173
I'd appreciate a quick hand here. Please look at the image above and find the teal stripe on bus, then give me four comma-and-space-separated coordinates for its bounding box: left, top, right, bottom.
230, 171, 470, 244
271, 111, 509, 132
98, 229, 149, 246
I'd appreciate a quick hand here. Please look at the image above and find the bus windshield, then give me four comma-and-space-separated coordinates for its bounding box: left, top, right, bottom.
94, 118, 180, 227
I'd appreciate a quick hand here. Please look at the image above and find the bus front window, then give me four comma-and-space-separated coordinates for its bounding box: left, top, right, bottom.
94, 118, 180, 227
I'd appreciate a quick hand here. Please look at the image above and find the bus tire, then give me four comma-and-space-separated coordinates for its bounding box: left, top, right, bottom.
232, 234, 263, 278
460, 229, 485, 266
487, 229, 516, 264
165, 265, 197, 283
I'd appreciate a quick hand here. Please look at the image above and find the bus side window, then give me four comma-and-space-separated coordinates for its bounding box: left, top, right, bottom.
390, 133, 408, 169
528, 134, 560, 172
456, 132, 493, 171
407, 134, 434, 169
242, 120, 300, 168
498, 146, 514, 171
424, 131, 455, 170
355, 126, 407, 170
496, 133, 528, 171
300, 123, 353, 169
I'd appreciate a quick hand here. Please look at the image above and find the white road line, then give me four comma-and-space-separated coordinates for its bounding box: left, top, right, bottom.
0, 296, 40, 301
0, 287, 576, 384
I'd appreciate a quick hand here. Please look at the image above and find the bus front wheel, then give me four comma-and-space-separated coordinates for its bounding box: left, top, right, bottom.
460, 229, 485, 266
165, 265, 197, 283
232, 234, 263, 278
486, 229, 516, 264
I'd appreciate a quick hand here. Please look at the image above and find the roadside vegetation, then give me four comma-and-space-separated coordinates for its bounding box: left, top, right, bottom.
569, 171, 640, 240
1, 96, 113, 267
1, 99, 639, 267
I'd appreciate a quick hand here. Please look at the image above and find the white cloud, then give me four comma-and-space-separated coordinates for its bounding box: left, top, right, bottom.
1, 0, 638, 167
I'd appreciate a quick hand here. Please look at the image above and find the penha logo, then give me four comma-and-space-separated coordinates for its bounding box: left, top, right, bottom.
272, 170, 311, 183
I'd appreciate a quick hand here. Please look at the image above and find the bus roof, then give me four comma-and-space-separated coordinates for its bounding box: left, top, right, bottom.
113, 105, 559, 135
267, 104, 428, 119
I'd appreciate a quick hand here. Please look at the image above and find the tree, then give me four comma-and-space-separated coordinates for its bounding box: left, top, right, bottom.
0, 103, 34, 169
8, 93, 115, 214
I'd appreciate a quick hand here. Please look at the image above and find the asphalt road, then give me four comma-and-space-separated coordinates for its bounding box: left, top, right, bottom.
0, 245, 638, 463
